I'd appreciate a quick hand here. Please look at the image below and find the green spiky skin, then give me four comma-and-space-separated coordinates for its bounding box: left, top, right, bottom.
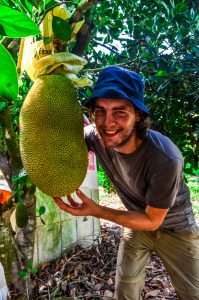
19, 75, 88, 197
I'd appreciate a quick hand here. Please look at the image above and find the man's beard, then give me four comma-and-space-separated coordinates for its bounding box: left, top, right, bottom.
97, 125, 136, 149
115, 126, 135, 148
110, 126, 136, 149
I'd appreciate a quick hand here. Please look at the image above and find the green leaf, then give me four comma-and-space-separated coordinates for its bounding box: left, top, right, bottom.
38, 206, 46, 216
18, 271, 28, 278
44, 0, 60, 12
27, 260, 33, 270
0, 44, 18, 100
85, 87, 92, 97
0, 5, 40, 37
179, 25, 188, 36
156, 70, 169, 77
31, 268, 38, 274
25, 178, 33, 188
0, 101, 7, 111
26, 261, 38, 274
52, 16, 72, 41
175, 2, 187, 14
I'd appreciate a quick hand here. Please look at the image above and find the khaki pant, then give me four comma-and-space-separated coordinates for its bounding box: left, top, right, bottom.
115, 227, 199, 300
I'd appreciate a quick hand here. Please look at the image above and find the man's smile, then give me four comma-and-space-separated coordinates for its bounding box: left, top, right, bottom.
103, 129, 120, 136
100, 128, 123, 141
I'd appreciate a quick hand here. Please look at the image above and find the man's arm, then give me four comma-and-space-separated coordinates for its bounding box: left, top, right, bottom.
53, 189, 169, 231
95, 204, 169, 231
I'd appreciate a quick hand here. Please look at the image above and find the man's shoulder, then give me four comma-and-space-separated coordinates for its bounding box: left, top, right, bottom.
146, 129, 183, 161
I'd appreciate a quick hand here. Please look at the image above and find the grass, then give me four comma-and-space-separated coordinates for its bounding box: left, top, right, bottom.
187, 176, 199, 218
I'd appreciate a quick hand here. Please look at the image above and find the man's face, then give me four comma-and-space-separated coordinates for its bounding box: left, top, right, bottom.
93, 98, 140, 152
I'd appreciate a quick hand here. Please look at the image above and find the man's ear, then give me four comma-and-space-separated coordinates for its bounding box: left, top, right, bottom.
136, 110, 141, 122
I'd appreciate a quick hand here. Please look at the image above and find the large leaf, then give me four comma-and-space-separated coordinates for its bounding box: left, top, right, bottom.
0, 44, 18, 100
52, 16, 72, 41
0, 5, 40, 37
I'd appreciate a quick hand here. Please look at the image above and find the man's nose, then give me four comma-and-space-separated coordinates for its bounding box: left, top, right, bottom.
104, 112, 116, 126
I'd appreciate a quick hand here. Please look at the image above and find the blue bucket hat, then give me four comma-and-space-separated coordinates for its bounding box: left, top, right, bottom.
84, 66, 149, 114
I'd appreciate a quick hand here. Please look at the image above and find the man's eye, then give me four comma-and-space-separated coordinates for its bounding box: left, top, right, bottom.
95, 110, 105, 115
115, 111, 126, 117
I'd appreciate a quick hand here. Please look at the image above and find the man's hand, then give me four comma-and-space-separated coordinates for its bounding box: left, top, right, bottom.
53, 189, 99, 216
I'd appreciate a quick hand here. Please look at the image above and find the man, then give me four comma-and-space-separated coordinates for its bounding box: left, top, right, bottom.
53, 66, 199, 300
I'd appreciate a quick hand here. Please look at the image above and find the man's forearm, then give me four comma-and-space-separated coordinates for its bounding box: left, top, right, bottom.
93, 204, 163, 231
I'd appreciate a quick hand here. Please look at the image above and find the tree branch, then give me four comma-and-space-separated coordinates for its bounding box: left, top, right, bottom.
0, 140, 12, 188
0, 107, 23, 175
93, 40, 129, 59
71, 0, 99, 57
1, 37, 21, 57
80, 60, 138, 74
72, 15, 94, 56
70, 0, 99, 23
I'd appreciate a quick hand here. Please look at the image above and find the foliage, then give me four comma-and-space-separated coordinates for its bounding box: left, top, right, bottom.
0, 5, 40, 37
187, 175, 199, 217
0, 0, 198, 192
83, 0, 199, 175
97, 162, 116, 194
0, 44, 18, 100
0, 0, 197, 207
18, 260, 38, 279
0, 0, 198, 173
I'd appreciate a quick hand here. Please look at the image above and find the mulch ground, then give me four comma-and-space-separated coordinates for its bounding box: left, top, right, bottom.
30, 223, 178, 300
10, 222, 179, 300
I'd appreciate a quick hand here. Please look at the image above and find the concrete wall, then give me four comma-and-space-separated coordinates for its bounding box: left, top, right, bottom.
33, 150, 100, 267
33, 188, 100, 267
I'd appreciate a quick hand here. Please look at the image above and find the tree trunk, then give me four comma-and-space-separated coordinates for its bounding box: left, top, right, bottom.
12, 193, 36, 298
0, 192, 36, 298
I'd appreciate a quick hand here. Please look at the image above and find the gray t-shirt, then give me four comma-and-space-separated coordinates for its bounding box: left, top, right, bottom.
85, 124, 196, 231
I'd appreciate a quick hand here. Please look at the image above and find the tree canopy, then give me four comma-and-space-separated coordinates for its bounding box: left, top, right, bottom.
0, 0, 198, 174
84, 0, 199, 174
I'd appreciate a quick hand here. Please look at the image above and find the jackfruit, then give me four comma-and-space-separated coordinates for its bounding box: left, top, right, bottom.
16, 202, 28, 228
19, 75, 88, 197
